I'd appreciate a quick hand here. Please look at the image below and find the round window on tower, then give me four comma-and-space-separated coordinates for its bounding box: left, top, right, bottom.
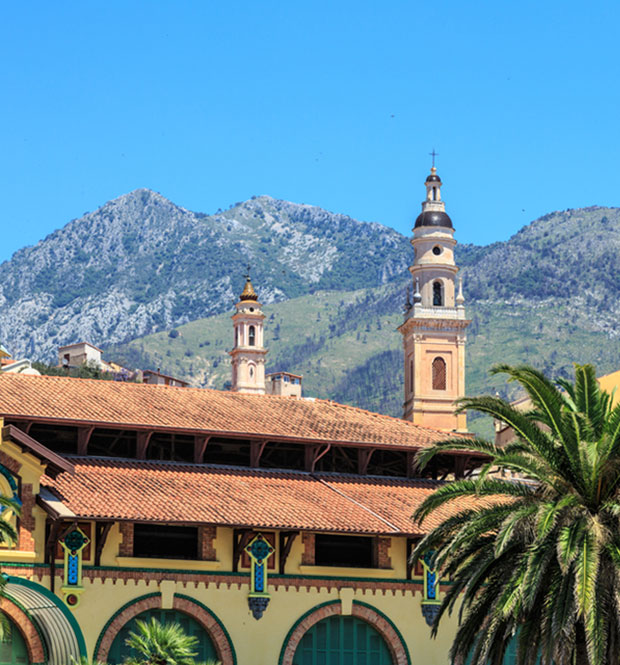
432, 246, 442, 256
249, 307, 254, 312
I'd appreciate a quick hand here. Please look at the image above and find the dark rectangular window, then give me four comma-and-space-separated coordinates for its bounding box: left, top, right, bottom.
314, 534, 375, 568
133, 524, 198, 560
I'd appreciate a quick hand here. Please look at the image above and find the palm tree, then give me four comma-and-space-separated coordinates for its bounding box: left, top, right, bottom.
122, 617, 220, 665
412, 364, 620, 665
0, 493, 20, 640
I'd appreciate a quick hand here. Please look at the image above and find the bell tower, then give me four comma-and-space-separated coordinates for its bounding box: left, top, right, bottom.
229, 274, 267, 394
398, 164, 469, 431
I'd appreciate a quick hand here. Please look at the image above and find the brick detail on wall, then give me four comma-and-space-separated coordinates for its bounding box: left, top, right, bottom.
0, 450, 21, 474
198, 525, 217, 561
352, 603, 409, 665
119, 522, 134, 556
97, 595, 161, 662
301, 532, 315, 565
173, 596, 234, 665
5, 563, 426, 596
0, 596, 46, 664
376, 537, 392, 569
280, 601, 410, 665
281, 602, 341, 665
96, 594, 235, 665
17, 483, 35, 552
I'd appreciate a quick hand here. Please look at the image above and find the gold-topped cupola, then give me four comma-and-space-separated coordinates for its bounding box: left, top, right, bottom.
229, 272, 267, 394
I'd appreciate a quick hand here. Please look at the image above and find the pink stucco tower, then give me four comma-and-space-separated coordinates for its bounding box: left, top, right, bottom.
398, 166, 470, 431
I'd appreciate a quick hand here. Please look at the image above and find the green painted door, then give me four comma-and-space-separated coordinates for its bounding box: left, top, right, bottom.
293, 615, 393, 665
107, 609, 218, 665
0, 619, 29, 665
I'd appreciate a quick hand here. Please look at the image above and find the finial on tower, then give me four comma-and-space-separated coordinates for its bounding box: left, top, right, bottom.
404, 286, 412, 312
429, 149, 439, 169
456, 276, 465, 306
413, 278, 422, 304
239, 267, 259, 302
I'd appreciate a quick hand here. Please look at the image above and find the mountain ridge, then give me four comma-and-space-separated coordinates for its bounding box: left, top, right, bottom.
0, 188, 409, 360
2, 190, 620, 439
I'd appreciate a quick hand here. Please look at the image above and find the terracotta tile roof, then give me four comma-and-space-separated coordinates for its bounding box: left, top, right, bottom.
41, 458, 454, 535
0, 373, 465, 450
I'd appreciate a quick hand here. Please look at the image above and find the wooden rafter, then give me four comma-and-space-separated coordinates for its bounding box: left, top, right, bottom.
194, 435, 210, 463
94, 522, 113, 567
250, 439, 269, 468
77, 426, 95, 455
278, 531, 298, 574
136, 431, 153, 459
358, 448, 375, 475
232, 529, 254, 572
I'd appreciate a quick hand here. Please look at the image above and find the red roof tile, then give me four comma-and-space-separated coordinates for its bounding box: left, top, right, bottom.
42, 458, 452, 535
0, 373, 464, 450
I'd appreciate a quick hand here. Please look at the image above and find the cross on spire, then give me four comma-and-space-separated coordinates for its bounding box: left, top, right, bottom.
244, 264, 251, 280
429, 149, 439, 168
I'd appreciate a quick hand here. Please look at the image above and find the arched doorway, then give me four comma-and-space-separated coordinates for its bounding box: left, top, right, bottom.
293, 615, 393, 665
0, 617, 29, 665
107, 609, 218, 665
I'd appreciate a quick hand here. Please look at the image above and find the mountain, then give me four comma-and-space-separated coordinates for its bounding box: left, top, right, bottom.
2, 190, 620, 438
106, 206, 620, 438
0, 189, 408, 360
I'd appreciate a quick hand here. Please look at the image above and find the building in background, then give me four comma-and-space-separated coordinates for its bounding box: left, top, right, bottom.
142, 369, 189, 388
0, 342, 40, 375
266, 371, 302, 398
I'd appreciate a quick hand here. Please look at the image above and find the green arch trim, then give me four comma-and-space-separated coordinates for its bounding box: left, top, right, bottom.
278, 600, 340, 665
5, 575, 87, 659
353, 600, 412, 665
3, 585, 48, 662
174, 594, 237, 665
0, 462, 20, 508
277, 599, 412, 665
93, 592, 161, 662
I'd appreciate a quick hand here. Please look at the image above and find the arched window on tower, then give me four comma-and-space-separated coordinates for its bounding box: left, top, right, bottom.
432, 186, 437, 201
432, 357, 447, 391
409, 359, 414, 393
235, 327, 239, 347
433, 281, 443, 306
249, 325, 256, 346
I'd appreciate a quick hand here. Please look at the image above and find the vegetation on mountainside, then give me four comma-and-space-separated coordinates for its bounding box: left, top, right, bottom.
0, 190, 408, 360
107, 278, 620, 439
2, 189, 620, 438
412, 364, 620, 665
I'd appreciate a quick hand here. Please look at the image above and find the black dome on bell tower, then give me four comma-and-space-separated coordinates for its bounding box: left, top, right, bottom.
414, 210, 453, 229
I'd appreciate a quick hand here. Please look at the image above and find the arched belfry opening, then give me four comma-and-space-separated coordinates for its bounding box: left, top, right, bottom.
248, 325, 256, 346
432, 281, 443, 307
432, 357, 447, 391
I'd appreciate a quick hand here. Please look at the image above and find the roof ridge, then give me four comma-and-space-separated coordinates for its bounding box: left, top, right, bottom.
313, 475, 402, 533
308, 395, 464, 434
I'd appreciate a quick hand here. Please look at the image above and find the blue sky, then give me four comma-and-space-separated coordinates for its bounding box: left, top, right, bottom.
1, 1, 619, 263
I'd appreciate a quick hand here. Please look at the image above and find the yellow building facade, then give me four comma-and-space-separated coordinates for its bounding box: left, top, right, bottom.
0, 167, 479, 665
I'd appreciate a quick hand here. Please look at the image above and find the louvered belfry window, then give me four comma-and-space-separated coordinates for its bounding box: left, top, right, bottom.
433, 281, 443, 306
432, 357, 447, 390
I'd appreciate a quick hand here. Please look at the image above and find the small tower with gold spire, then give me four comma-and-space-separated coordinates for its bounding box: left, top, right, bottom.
229, 273, 267, 394
398, 163, 470, 431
